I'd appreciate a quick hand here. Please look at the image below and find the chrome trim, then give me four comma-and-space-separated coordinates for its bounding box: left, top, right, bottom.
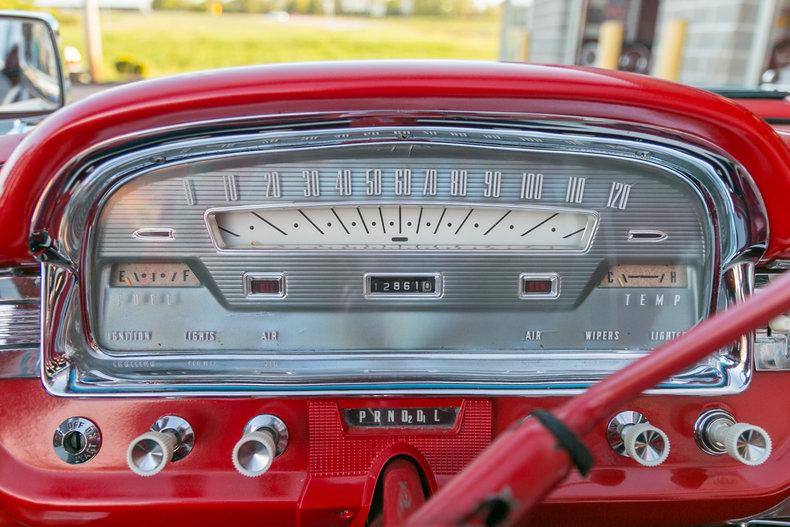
693, 408, 736, 455
242, 414, 289, 457
719, 261, 754, 391
0, 270, 40, 379
606, 410, 647, 455
754, 330, 790, 371
363, 272, 443, 299
151, 415, 194, 462
731, 497, 790, 525
627, 229, 668, 243
518, 273, 560, 300
763, 259, 790, 270
131, 228, 175, 241
243, 272, 286, 299
34, 115, 766, 397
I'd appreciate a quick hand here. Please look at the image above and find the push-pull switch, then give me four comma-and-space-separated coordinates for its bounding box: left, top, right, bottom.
695, 409, 772, 466
232, 415, 289, 477
607, 411, 670, 467
126, 416, 194, 477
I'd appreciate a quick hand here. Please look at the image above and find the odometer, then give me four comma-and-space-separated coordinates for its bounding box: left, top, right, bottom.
365, 274, 441, 298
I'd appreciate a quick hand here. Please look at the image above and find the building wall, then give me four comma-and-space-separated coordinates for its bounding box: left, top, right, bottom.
501, 0, 782, 87
528, 0, 574, 64
654, 0, 759, 86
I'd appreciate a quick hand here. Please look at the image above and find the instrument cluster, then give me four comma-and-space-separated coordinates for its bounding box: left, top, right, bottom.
39, 123, 755, 395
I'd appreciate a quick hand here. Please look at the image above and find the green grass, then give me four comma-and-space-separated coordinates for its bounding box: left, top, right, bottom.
56, 11, 500, 81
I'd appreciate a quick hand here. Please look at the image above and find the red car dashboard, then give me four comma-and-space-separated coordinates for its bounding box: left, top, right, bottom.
0, 61, 788, 526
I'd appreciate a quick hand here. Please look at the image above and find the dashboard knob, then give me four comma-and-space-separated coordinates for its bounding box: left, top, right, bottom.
694, 410, 772, 465
711, 421, 772, 466
126, 415, 194, 477
232, 414, 289, 478
621, 423, 671, 467
722, 423, 772, 466
232, 430, 277, 477
127, 430, 177, 477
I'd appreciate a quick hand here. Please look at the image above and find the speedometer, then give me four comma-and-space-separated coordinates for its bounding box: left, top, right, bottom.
207, 204, 598, 251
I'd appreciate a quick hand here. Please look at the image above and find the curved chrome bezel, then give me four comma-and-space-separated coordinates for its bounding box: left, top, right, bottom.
242, 414, 289, 457
694, 408, 737, 455
151, 415, 194, 462
34, 112, 766, 397
606, 411, 648, 456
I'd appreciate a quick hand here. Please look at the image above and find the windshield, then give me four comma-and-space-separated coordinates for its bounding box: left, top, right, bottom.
22, 0, 790, 93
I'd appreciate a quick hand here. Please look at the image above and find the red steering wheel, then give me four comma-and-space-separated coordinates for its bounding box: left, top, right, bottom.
402, 271, 790, 526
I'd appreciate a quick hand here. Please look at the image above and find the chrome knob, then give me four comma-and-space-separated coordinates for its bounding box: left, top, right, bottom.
232, 430, 276, 477
232, 414, 288, 478
622, 423, 671, 467
127, 430, 177, 477
607, 411, 670, 467
126, 415, 194, 477
696, 410, 772, 466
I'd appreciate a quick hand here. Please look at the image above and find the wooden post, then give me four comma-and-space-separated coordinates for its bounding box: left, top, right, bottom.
653, 19, 687, 82
83, 0, 103, 83
522, 29, 530, 62
596, 20, 624, 70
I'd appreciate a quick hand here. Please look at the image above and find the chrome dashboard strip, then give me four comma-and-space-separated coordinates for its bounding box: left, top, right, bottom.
0, 271, 41, 379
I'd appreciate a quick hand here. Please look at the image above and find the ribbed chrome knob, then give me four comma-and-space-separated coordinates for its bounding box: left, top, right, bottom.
607, 411, 670, 467
232, 414, 288, 478
695, 410, 772, 466
723, 423, 772, 466
126, 415, 194, 477
127, 430, 177, 477
622, 422, 671, 467
232, 430, 276, 477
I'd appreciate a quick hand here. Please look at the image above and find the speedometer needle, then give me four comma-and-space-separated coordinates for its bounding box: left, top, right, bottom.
563, 228, 585, 239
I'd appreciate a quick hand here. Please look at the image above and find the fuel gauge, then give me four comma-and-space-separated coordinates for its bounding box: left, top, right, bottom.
110, 262, 200, 287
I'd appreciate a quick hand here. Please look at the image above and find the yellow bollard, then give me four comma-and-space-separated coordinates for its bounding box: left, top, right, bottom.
522, 29, 530, 62
653, 19, 687, 81
596, 20, 624, 70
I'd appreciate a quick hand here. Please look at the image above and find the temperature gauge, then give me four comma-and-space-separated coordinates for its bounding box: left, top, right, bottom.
110, 263, 200, 287
599, 264, 688, 288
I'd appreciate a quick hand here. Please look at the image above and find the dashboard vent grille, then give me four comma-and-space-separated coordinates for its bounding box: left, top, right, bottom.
0, 270, 40, 378
0, 303, 40, 348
